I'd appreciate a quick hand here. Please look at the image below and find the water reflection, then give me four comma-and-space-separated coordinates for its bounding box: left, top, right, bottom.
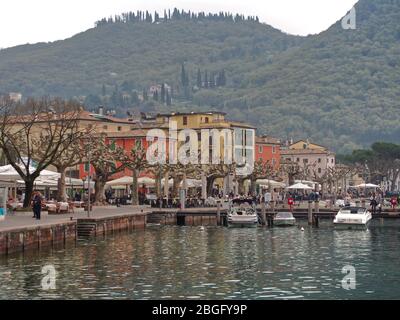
1, 220, 400, 299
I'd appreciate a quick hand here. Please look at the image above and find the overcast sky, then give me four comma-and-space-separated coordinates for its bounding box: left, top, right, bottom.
0, 0, 358, 49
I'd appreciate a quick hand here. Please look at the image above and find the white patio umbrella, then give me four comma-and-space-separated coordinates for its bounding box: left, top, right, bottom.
138, 177, 156, 186
287, 182, 313, 190
161, 178, 174, 186
105, 176, 133, 186
180, 179, 202, 188
355, 183, 380, 188
295, 180, 321, 189
106, 176, 156, 187
257, 179, 286, 188
0, 164, 60, 180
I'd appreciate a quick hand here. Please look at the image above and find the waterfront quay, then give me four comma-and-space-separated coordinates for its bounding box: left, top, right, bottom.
0, 206, 150, 256
2, 204, 400, 256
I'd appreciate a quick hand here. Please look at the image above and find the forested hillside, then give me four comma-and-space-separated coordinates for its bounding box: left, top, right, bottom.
1, 1, 400, 153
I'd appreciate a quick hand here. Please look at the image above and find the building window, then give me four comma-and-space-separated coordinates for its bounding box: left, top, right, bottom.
318, 158, 321, 163
234, 129, 255, 166
183, 116, 188, 125
117, 126, 122, 131
272, 146, 276, 154
303, 144, 307, 149
84, 163, 89, 172
205, 117, 209, 123
103, 125, 108, 130
259, 146, 263, 153
318, 168, 322, 174
297, 158, 300, 162
66, 170, 80, 179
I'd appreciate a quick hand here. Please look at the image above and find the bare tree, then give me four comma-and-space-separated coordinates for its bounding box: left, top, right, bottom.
279, 159, 303, 186
51, 140, 87, 201
120, 143, 150, 205
235, 159, 277, 195
84, 136, 126, 204
0, 97, 85, 207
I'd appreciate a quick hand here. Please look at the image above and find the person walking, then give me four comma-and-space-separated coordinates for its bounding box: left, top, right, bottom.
370, 195, 377, 214
264, 190, 271, 209
32, 191, 43, 220
31, 192, 37, 218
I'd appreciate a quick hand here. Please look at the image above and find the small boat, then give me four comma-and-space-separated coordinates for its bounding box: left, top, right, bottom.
227, 204, 258, 228
333, 206, 372, 229
274, 212, 296, 227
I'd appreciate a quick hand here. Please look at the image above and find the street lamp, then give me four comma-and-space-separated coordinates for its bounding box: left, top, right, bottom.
87, 151, 91, 218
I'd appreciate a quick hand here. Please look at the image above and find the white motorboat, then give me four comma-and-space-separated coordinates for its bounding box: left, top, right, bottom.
227, 204, 258, 228
333, 207, 372, 229
274, 212, 296, 227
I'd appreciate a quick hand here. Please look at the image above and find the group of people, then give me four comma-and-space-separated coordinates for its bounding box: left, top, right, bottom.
31, 191, 43, 220
6, 191, 42, 219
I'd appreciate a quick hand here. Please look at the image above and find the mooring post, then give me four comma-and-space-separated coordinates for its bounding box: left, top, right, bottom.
261, 201, 266, 226
217, 202, 221, 226
308, 200, 313, 225
314, 200, 320, 227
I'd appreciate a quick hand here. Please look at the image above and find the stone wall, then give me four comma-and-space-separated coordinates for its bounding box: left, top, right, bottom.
77, 213, 147, 238
0, 222, 77, 256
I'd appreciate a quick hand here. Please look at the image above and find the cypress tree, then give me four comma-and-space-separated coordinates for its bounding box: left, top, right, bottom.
197, 68, 202, 88
142, 89, 148, 101
209, 73, 215, 88
161, 84, 166, 103
204, 71, 209, 89
217, 69, 226, 86
181, 63, 188, 87
166, 91, 172, 106
153, 90, 159, 101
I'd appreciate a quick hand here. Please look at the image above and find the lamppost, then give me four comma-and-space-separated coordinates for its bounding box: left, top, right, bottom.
81, 178, 85, 198
87, 149, 91, 218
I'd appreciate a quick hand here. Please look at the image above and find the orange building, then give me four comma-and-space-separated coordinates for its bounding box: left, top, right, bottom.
255, 136, 281, 169
78, 130, 151, 180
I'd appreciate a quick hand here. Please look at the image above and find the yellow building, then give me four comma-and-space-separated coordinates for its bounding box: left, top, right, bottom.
152, 111, 256, 167
289, 140, 327, 151
281, 139, 336, 178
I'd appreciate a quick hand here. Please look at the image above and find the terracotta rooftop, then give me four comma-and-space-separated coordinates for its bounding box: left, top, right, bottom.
256, 136, 281, 145
281, 149, 335, 155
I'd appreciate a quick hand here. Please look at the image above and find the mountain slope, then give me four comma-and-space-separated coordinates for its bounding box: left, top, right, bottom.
227, 0, 400, 153
1, 1, 400, 153
0, 15, 301, 97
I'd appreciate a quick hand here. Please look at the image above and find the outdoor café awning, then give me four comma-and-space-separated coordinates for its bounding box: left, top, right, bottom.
106, 176, 156, 187
0, 164, 60, 180
355, 183, 380, 188
287, 183, 313, 190
256, 179, 286, 188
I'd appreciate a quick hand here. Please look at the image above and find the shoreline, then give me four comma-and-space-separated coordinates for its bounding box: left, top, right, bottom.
1, 205, 400, 256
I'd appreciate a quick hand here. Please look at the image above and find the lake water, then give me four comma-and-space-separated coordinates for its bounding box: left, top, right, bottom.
1, 219, 400, 300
